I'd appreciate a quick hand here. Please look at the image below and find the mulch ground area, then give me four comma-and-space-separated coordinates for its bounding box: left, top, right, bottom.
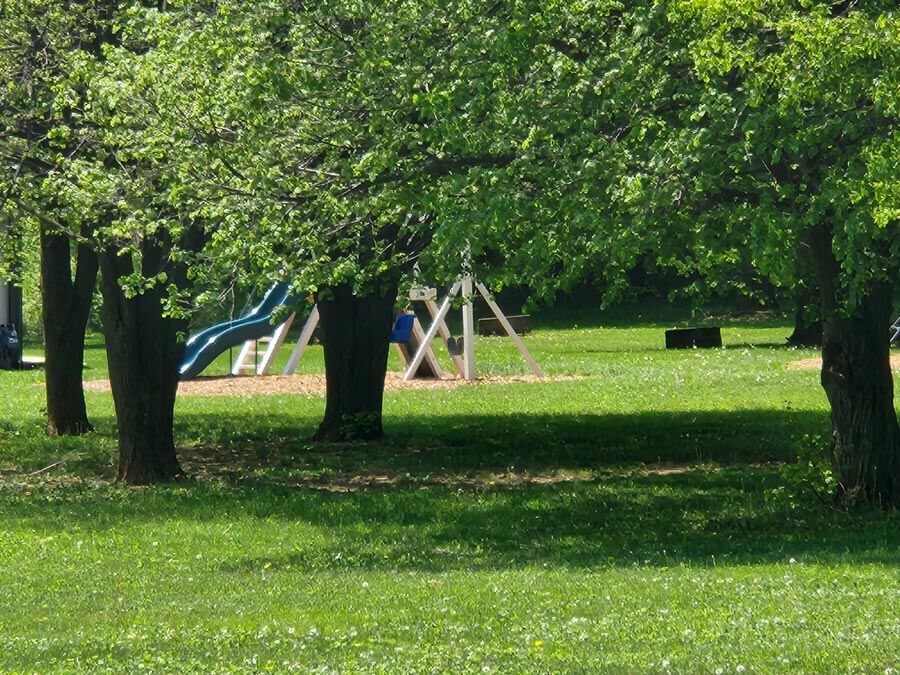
787, 354, 900, 371
83, 372, 574, 397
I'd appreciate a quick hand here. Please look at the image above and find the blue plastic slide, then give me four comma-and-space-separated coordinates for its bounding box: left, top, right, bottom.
179, 283, 294, 380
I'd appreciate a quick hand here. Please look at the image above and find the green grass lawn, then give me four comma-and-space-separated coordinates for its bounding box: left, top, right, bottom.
1, 306, 899, 673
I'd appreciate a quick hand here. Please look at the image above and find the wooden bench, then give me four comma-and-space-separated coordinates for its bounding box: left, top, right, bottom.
665, 327, 722, 349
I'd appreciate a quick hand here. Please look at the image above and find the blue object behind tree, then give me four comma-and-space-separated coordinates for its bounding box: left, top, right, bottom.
389, 313, 415, 344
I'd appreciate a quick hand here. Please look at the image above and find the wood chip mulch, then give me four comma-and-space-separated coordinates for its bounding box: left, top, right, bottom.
787, 354, 900, 371
83, 372, 577, 397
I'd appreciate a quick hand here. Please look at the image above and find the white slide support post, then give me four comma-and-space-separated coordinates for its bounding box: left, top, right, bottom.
282, 306, 320, 375
476, 282, 545, 378
404, 281, 461, 381
461, 275, 476, 380
257, 313, 296, 375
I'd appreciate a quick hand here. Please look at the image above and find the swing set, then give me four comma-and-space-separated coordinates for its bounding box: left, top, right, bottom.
229, 272, 544, 381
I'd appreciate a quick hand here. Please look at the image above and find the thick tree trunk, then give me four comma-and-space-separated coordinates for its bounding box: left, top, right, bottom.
811, 225, 900, 506
98, 246, 186, 484
314, 280, 398, 441
819, 285, 899, 506
39, 227, 98, 435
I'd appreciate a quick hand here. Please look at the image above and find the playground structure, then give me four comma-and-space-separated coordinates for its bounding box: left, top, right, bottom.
258, 301, 446, 380
0, 281, 23, 370
179, 273, 544, 381
178, 282, 445, 381
179, 283, 294, 380
402, 275, 544, 381
892, 316, 900, 346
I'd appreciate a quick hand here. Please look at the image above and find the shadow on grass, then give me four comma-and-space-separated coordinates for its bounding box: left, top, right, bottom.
167, 408, 829, 479
2, 407, 829, 485
3, 461, 897, 571
6, 407, 894, 572
723, 342, 807, 350
220, 469, 900, 570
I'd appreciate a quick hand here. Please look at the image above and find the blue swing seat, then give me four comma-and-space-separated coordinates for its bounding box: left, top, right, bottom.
390, 314, 416, 344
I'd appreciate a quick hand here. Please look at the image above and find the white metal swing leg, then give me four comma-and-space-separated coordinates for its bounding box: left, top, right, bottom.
424, 298, 464, 377
394, 335, 443, 378
404, 281, 461, 381
392, 342, 408, 367
282, 306, 320, 375
461, 275, 476, 381
411, 317, 444, 378
476, 282, 545, 378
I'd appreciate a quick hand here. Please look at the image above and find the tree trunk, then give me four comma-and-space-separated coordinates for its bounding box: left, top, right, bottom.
786, 293, 822, 347
98, 246, 186, 484
314, 280, 398, 441
811, 224, 900, 506
39, 227, 98, 435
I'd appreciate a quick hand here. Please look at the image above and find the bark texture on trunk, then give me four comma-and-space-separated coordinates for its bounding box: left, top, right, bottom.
39, 228, 98, 436
99, 243, 188, 484
820, 285, 899, 506
811, 224, 900, 506
314, 281, 398, 442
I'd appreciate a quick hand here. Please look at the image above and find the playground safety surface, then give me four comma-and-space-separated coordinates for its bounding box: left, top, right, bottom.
84, 373, 575, 397
787, 354, 900, 371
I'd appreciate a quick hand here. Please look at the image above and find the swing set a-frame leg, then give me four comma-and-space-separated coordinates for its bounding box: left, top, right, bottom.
423, 298, 464, 377
404, 280, 462, 381
476, 282, 544, 378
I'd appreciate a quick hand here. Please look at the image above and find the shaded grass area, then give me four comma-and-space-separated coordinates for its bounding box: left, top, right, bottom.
172, 408, 824, 486
3, 464, 897, 569
1, 313, 899, 672
1, 462, 898, 672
